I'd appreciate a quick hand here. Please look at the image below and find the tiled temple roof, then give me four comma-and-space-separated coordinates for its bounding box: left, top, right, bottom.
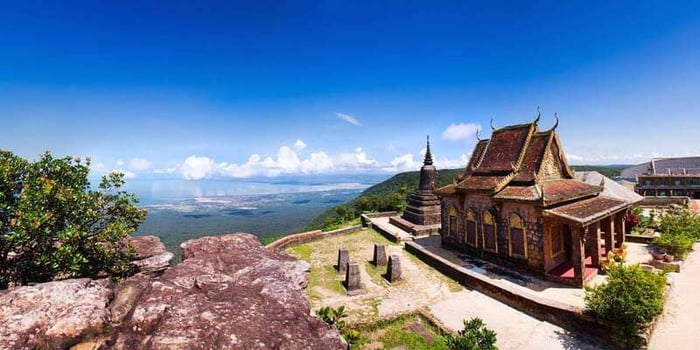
543, 196, 628, 225
476, 123, 533, 173
493, 185, 540, 201
512, 132, 550, 183
541, 179, 601, 206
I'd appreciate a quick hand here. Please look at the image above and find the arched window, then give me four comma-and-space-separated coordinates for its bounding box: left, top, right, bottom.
465, 209, 478, 247
509, 213, 527, 258
448, 206, 458, 239
482, 211, 497, 252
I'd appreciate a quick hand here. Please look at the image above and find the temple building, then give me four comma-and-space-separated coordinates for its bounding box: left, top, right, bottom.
435, 116, 641, 287
390, 137, 441, 236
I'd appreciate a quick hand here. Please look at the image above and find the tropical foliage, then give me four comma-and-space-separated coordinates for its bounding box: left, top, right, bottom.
584, 263, 666, 349
653, 206, 700, 259
0, 151, 146, 288
445, 317, 498, 350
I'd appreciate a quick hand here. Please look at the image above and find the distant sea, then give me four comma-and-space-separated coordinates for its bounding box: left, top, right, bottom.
119, 174, 387, 256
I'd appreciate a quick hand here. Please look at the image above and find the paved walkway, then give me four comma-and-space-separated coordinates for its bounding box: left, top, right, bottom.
430, 290, 611, 350
648, 243, 700, 349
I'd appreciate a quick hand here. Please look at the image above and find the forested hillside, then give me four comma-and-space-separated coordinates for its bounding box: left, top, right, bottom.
306, 168, 463, 230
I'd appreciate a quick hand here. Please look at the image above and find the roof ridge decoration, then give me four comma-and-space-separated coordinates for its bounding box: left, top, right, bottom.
476, 129, 481, 141
490, 117, 497, 131
533, 106, 541, 125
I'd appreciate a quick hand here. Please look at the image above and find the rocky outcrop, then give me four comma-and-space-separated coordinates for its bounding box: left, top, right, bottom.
129, 235, 174, 275
0, 278, 113, 349
0, 233, 345, 350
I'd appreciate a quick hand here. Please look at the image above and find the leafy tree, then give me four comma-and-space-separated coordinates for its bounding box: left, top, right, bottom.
445, 317, 497, 350
584, 263, 666, 349
0, 151, 146, 288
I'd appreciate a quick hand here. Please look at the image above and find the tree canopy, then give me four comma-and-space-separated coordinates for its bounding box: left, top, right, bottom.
0, 151, 146, 288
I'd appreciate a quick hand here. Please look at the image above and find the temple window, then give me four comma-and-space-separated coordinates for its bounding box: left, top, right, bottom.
509, 213, 527, 258
448, 206, 458, 239
482, 211, 497, 252
465, 209, 478, 247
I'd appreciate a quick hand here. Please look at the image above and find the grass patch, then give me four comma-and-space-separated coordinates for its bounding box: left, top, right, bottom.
307, 266, 344, 300
352, 313, 448, 350
365, 262, 388, 286
287, 244, 313, 261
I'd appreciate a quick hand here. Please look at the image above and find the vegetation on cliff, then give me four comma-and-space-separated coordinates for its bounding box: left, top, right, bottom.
0, 151, 146, 289
306, 168, 463, 230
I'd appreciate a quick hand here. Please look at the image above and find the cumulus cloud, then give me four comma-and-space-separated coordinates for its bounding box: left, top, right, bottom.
116, 159, 125, 166
128, 157, 152, 171
181, 155, 215, 180
441, 123, 481, 142
335, 112, 362, 127
294, 139, 307, 151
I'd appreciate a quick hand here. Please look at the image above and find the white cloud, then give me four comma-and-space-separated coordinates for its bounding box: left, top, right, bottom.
301, 151, 334, 173
92, 162, 105, 173
181, 155, 215, 180
441, 123, 481, 142
153, 167, 177, 174
294, 139, 307, 151
128, 157, 152, 171
116, 159, 125, 166
434, 154, 469, 169
381, 153, 416, 172
334, 112, 362, 127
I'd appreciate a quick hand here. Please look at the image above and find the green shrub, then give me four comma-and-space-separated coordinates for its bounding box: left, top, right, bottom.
445, 317, 497, 350
0, 151, 146, 288
585, 263, 666, 349
653, 233, 694, 259
659, 207, 700, 240
316, 305, 362, 347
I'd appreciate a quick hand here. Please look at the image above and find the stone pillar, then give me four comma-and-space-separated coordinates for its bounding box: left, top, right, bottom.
373, 244, 387, 266
590, 223, 601, 267
344, 262, 362, 295
386, 255, 402, 283
337, 249, 349, 275
614, 212, 625, 248
571, 225, 586, 287
602, 216, 613, 256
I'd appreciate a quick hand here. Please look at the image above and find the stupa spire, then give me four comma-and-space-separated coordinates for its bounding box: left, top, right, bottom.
424, 135, 433, 166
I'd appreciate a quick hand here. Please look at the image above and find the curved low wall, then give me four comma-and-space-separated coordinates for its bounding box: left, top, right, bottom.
266, 225, 363, 251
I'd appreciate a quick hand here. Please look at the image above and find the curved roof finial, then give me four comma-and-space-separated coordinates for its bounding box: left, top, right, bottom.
490, 117, 496, 131
534, 106, 541, 124
476, 129, 482, 141
552, 112, 559, 130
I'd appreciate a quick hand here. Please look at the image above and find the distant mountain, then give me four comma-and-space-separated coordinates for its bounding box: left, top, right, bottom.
306, 165, 625, 231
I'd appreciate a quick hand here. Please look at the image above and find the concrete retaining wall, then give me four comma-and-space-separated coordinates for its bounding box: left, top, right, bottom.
265, 225, 363, 251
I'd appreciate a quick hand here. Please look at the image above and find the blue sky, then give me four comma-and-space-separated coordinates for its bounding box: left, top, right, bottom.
2, 1, 700, 179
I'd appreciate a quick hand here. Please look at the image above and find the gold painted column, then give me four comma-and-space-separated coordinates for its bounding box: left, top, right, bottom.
571, 225, 586, 287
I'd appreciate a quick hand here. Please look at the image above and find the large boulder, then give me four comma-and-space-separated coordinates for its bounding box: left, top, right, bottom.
0, 278, 113, 349
0, 233, 345, 350
113, 233, 344, 349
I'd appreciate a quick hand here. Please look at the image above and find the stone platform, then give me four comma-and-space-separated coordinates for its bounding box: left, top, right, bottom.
389, 216, 440, 237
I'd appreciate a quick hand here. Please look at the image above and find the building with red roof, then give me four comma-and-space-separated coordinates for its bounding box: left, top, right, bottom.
435, 115, 640, 287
